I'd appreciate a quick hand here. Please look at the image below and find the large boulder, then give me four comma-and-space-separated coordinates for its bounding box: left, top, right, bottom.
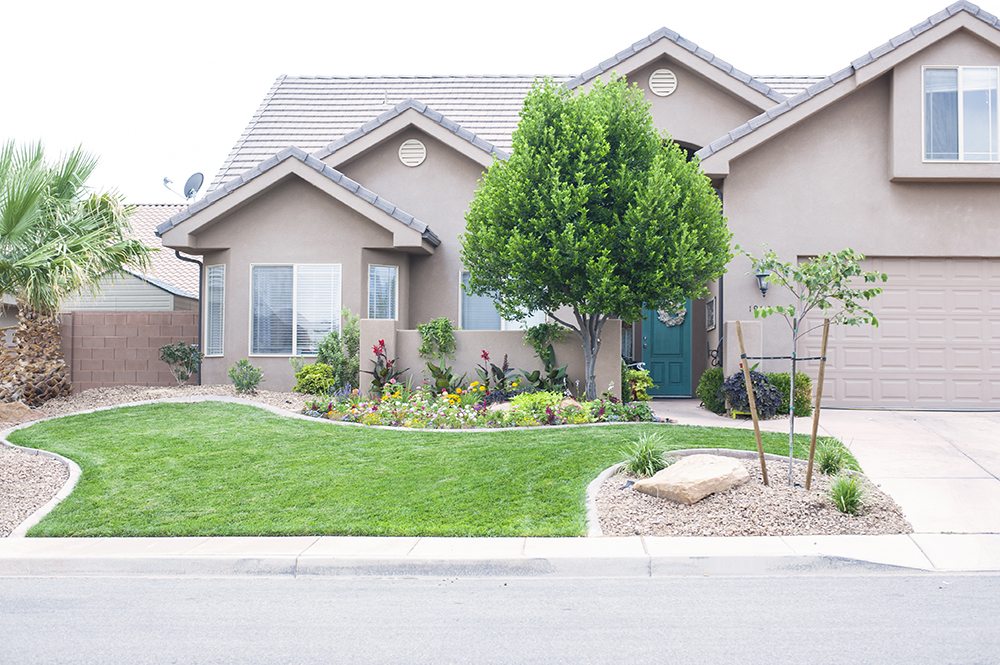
631, 454, 750, 505
0, 400, 38, 424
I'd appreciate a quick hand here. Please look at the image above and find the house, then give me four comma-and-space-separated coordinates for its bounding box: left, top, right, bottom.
159, 1, 1000, 409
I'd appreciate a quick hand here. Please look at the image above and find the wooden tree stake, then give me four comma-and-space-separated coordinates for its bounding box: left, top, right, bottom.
805, 319, 831, 490
736, 321, 769, 486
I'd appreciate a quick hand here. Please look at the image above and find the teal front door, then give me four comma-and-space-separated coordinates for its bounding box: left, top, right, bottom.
642, 302, 692, 397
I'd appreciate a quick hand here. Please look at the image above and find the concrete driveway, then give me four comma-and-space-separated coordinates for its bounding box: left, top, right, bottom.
654, 400, 1000, 534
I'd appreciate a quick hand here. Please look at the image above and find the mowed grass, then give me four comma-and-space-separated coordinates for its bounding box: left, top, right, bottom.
10, 402, 852, 537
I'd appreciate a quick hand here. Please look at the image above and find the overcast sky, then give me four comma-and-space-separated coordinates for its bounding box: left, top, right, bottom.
2, 0, 958, 202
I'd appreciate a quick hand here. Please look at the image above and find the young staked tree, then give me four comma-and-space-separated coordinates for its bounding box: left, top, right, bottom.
0, 141, 150, 404
744, 247, 887, 485
461, 78, 731, 399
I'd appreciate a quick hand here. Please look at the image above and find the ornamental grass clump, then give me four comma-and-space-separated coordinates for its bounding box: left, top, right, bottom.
620, 432, 670, 478
831, 474, 864, 515
817, 440, 848, 475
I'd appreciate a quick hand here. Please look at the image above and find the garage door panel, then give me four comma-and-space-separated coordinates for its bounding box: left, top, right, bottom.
800, 257, 1000, 409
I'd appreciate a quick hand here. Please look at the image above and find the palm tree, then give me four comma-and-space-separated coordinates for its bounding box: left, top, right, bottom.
0, 141, 150, 405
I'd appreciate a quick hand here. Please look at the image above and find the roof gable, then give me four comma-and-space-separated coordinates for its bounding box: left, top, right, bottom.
697, 1, 1000, 174
566, 27, 785, 109
313, 99, 507, 169
158, 147, 439, 251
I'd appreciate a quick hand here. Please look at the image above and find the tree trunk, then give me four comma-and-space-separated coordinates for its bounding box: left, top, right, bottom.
0, 304, 72, 406
787, 320, 798, 486
578, 314, 605, 401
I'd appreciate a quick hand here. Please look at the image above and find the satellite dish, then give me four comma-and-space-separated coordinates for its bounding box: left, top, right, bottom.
183, 172, 204, 199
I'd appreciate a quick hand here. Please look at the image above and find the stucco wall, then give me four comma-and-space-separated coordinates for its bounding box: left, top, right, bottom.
359, 319, 623, 398
892, 29, 1000, 180
631, 57, 762, 149
335, 128, 486, 326
718, 69, 1000, 375
196, 177, 405, 389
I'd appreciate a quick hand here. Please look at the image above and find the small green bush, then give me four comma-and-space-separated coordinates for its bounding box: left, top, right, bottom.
316, 309, 360, 389
623, 367, 655, 402
509, 390, 564, 417
228, 360, 263, 395
766, 372, 813, 417
620, 432, 670, 477
159, 342, 202, 385
817, 440, 848, 475
696, 367, 725, 415
830, 474, 864, 515
293, 363, 336, 395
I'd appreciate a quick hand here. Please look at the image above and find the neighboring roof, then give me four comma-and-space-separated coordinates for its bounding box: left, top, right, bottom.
313, 99, 509, 163
211, 76, 565, 189
126, 204, 199, 299
160, 146, 440, 247
754, 75, 827, 97
565, 27, 787, 104
697, 1, 1000, 164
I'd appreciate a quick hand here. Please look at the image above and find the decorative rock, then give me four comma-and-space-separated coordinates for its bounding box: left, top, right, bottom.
631, 454, 750, 505
0, 401, 37, 424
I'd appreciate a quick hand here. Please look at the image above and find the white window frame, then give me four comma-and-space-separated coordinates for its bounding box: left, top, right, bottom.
248, 263, 342, 357
367, 264, 399, 321
204, 264, 225, 357
922, 65, 1000, 163
457, 270, 546, 331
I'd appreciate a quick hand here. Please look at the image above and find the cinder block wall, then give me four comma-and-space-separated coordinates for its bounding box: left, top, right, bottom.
60, 312, 199, 392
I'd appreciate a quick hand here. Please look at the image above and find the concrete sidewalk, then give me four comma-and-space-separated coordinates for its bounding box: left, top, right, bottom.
653, 399, 1000, 535
1, 533, 998, 577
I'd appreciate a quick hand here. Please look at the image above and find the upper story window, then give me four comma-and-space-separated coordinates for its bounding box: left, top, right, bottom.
924, 66, 998, 162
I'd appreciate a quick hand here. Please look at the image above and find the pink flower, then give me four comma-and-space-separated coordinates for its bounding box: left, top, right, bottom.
481, 349, 490, 362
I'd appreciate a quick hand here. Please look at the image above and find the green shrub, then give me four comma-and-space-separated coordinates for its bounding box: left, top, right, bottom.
722, 370, 782, 419
623, 367, 655, 402
766, 372, 813, 417
509, 391, 564, 421
316, 309, 360, 389
158, 342, 202, 385
228, 360, 263, 395
696, 367, 725, 415
817, 440, 848, 475
417, 317, 457, 360
830, 474, 864, 515
620, 432, 670, 477
293, 363, 336, 395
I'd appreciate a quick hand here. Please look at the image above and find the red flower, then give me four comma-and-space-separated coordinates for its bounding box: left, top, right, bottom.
480, 349, 490, 362
372, 344, 380, 356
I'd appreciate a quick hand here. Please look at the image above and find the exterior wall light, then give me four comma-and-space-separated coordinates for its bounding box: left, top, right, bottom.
755, 270, 771, 298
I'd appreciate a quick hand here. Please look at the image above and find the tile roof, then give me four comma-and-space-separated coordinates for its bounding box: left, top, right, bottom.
211, 76, 563, 189
565, 27, 787, 103
697, 1, 1000, 162
313, 99, 509, 162
211, 69, 819, 189
126, 204, 199, 299
161, 147, 440, 247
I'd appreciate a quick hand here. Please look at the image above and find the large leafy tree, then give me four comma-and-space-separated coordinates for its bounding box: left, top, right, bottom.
462, 77, 731, 398
0, 141, 150, 404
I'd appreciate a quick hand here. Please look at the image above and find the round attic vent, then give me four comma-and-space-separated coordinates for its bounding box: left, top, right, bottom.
649, 68, 678, 97
398, 139, 427, 167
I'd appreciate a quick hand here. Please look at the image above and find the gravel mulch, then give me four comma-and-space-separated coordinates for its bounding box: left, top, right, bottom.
596, 457, 912, 537
0, 447, 69, 537
0, 385, 307, 430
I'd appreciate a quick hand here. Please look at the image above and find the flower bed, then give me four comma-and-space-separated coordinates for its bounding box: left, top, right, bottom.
302, 385, 656, 429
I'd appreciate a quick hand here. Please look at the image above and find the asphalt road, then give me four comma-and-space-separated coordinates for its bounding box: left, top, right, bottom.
2, 572, 999, 664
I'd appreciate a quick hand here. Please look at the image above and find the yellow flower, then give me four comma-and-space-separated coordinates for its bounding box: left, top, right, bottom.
456, 388, 463, 394
470, 381, 480, 388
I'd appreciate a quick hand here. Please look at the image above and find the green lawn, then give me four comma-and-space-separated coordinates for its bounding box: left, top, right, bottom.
11, 402, 850, 537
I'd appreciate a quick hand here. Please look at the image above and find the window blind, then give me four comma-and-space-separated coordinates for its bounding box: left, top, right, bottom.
295, 264, 341, 355
205, 265, 225, 356
251, 265, 294, 354
368, 265, 398, 320
460, 272, 502, 330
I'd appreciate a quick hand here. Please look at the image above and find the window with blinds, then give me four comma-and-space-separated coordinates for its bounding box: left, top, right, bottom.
460, 272, 545, 330
251, 264, 341, 355
368, 265, 398, 320
204, 265, 225, 356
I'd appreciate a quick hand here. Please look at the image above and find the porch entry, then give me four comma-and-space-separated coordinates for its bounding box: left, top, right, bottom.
641, 301, 692, 397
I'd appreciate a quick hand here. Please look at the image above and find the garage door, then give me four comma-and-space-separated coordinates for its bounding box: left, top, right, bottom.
804, 257, 1000, 410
